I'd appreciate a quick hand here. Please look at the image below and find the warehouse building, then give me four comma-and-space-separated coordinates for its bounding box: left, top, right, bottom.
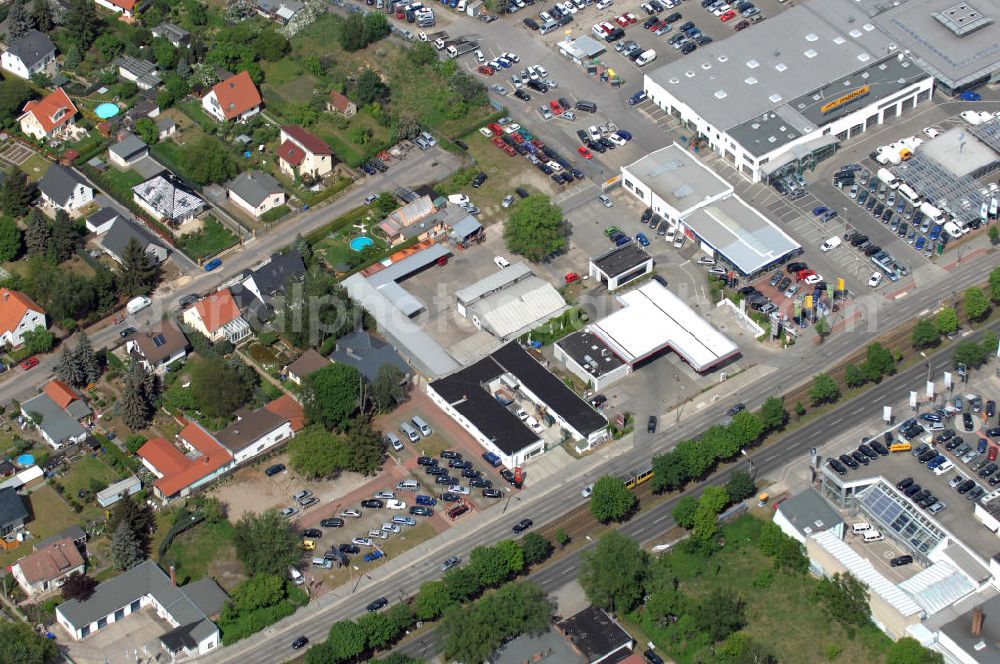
643, 0, 934, 183
455, 263, 568, 341
621, 145, 800, 276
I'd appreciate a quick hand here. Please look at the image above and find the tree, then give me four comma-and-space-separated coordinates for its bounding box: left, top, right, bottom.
809, 373, 840, 406
63, 44, 81, 70
255, 28, 289, 61
66, 0, 101, 52
692, 485, 729, 544
520, 532, 553, 565
991, 225, 1000, 246
56, 345, 84, 387
555, 528, 570, 548
7, 0, 31, 42
440, 582, 552, 664
813, 316, 831, 339
936, 306, 958, 335
725, 470, 756, 503
49, 210, 79, 262
672, 495, 698, 529
0, 79, 33, 128
108, 492, 154, 537
31, 0, 54, 32
862, 342, 895, 383
73, 331, 101, 385
579, 531, 648, 614
233, 509, 300, 577
912, 318, 940, 349
0, 621, 58, 664
953, 339, 991, 370
589, 474, 636, 523
323, 620, 366, 662
690, 588, 746, 643
362, 12, 390, 44
287, 425, 348, 478
182, 137, 239, 185
304, 363, 362, 429
717, 633, 777, 664
120, 237, 157, 296
469, 541, 522, 587
343, 416, 387, 475
121, 361, 155, 430
442, 565, 481, 603
886, 637, 943, 664
191, 357, 251, 420
370, 363, 408, 412
503, 194, 567, 261
728, 410, 764, 448
990, 267, 1000, 303
0, 217, 21, 262
0, 168, 32, 217
24, 208, 50, 257
111, 521, 144, 570
354, 67, 389, 105
278, 266, 359, 349
414, 580, 455, 620
357, 611, 397, 651
812, 572, 871, 627
376, 655, 427, 664
94, 32, 123, 62
22, 327, 53, 355
411, 41, 437, 66
61, 572, 98, 601
651, 450, 689, 493
134, 117, 159, 146
759, 395, 787, 432
843, 363, 866, 388
964, 287, 990, 322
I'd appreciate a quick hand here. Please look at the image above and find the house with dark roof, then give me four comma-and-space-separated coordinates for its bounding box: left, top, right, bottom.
19, 87, 77, 141
152, 22, 190, 47
38, 164, 93, 212
108, 133, 149, 167
215, 399, 301, 463
85, 207, 123, 234
125, 319, 189, 374
34, 524, 86, 553
12, 538, 85, 596
226, 170, 285, 218
556, 606, 634, 664
56, 560, 224, 656
100, 218, 169, 265
116, 56, 160, 90
278, 125, 334, 178
330, 330, 411, 383
132, 172, 205, 225
201, 71, 262, 123
327, 89, 357, 117
21, 380, 91, 449
137, 422, 233, 502
0, 288, 46, 347
239, 250, 305, 304
285, 348, 329, 385
0, 487, 28, 536
1, 30, 57, 80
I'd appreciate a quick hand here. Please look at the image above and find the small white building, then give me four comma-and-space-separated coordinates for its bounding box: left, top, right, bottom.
0, 288, 46, 348
108, 133, 149, 168
226, 170, 285, 218
454, 262, 568, 341
1, 30, 56, 80
96, 475, 141, 507
215, 401, 300, 464
773, 489, 845, 544
588, 243, 653, 291
11, 538, 85, 597
37, 164, 93, 213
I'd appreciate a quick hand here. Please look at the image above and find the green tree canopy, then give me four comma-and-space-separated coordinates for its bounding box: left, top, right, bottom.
690, 588, 746, 643
964, 287, 990, 321
886, 637, 943, 664
725, 470, 756, 503
0, 78, 33, 128
120, 236, 157, 297
468, 541, 522, 587
0, 168, 31, 218
503, 194, 567, 262
440, 582, 552, 664
520, 532, 553, 566
343, 416, 387, 475
809, 373, 840, 406
844, 363, 866, 388
353, 67, 389, 105
304, 363, 362, 430
862, 342, 895, 382
812, 572, 871, 627
912, 318, 940, 349
287, 425, 349, 479
589, 474, 637, 523
672, 495, 698, 529
414, 580, 455, 621
191, 356, 254, 420
990, 267, 1000, 303
370, 363, 409, 412
0, 621, 58, 664
182, 137, 239, 185
692, 485, 730, 544
579, 531, 648, 614
134, 117, 159, 145
759, 396, 787, 431
936, 306, 958, 335
0, 217, 22, 263
233, 509, 300, 577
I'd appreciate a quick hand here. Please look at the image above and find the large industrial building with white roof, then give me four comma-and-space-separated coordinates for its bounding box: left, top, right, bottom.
642, 0, 934, 183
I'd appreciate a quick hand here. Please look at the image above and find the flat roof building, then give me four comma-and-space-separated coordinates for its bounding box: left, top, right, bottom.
588, 243, 654, 291
642, 0, 935, 183
773, 489, 845, 544
455, 262, 568, 341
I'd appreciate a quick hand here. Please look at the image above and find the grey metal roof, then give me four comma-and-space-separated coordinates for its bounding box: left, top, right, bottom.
469, 277, 567, 340
6, 30, 55, 70
455, 262, 533, 305
227, 170, 284, 207
21, 392, 87, 444
38, 164, 88, 207
939, 593, 1000, 662
775, 489, 843, 538
152, 22, 190, 43
367, 244, 451, 287
559, 35, 606, 59
623, 145, 730, 214
34, 524, 86, 551
87, 207, 120, 230
0, 487, 27, 529
450, 214, 482, 239
109, 133, 148, 161
96, 476, 140, 503
329, 330, 411, 382
918, 126, 997, 178
646, 0, 894, 132
869, 0, 1000, 90
683, 196, 801, 275
101, 218, 166, 263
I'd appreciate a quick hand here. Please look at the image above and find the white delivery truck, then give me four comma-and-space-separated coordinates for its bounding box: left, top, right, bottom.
876, 167, 899, 189
636, 49, 657, 66
126, 296, 152, 315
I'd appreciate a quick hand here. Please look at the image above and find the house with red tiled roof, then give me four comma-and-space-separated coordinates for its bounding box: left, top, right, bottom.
181, 289, 250, 344
0, 288, 46, 347
215, 396, 304, 464
264, 394, 305, 433
326, 90, 356, 117
19, 87, 77, 140
201, 71, 262, 123
11, 538, 85, 597
137, 423, 233, 502
95, 0, 140, 22
277, 125, 334, 179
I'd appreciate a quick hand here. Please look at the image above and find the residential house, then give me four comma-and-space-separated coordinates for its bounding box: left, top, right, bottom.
264, 393, 306, 433
284, 348, 329, 385
0, 288, 46, 348
277, 125, 334, 179
377, 195, 455, 247
108, 133, 149, 168
132, 172, 205, 225
100, 218, 169, 265
85, 207, 122, 234
201, 71, 262, 123
115, 56, 160, 90
1, 30, 57, 80
327, 90, 357, 117
0, 487, 28, 536
33, 525, 87, 554
151, 22, 190, 47
37, 164, 93, 212
21, 380, 91, 449
226, 170, 285, 219
137, 422, 233, 502
125, 319, 189, 374
94, 0, 140, 22
215, 397, 303, 464
329, 330, 411, 383
11, 538, 86, 596
56, 560, 225, 657
253, 0, 304, 24
230, 250, 305, 325
182, 289, 251, 343
19, 87, 77, 140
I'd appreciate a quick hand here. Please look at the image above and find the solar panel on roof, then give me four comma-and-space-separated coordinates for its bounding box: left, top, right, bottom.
152, 334, 166, 347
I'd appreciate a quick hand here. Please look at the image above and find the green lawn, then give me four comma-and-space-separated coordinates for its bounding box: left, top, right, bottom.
160, 518, 241, 587
313, 222, 388, 271
175, 216, 238, 262
150, 140, 188, 181
19, 153, 51, 183
0, 486, 79, 567
60, 456, 123, 500
99, 168, 145, 204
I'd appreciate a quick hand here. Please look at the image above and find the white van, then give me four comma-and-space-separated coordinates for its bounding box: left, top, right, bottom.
539, 21, 558, 35
635, 49, 657, 66
821, 237, 842, 252
862, 530, 884, 543
851, 522, 871, 535
126, 296, 152, 315
396, 479, 419, 492
386, 432, 404, 451
400, 421, 420, 443
411, 416, 432, 437
932, 459, 954, 475
312, 557, 332, 569
289, 567, 304, 585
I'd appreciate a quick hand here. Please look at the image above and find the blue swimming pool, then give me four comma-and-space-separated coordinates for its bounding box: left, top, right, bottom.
16, 454, 34, 467
350, 236, 374, 251
95, 103, 120, 119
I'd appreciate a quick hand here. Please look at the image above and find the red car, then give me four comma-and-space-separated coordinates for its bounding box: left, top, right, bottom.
549, 100, 563, 115
615, 15, 629, 26
21, 357, 38, 370
647, 20, 662, 30
565, 272, 581, 283
487, 123, 504, 136
477, 65, 494, 76
625, 12, 638, 23
796, 269, 816, 281
577, 146, 593, 159
720, 9, 737, 21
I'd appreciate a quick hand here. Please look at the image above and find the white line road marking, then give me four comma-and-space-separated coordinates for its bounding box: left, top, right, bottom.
654, 514, 668, 523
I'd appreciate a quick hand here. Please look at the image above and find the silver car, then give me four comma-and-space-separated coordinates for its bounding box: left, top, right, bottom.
598, 194, 614, 208
539, 106, 553, 120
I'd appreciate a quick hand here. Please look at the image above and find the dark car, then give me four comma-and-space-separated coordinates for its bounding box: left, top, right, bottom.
417, 456, 438, 466
179, 294, 200, 308
366, 597, 388, 613
786, 262, 807, 273
320, 518, 344, 528
725, 403, 746, 417
448, 458, 471, 469
416, 494, 436, 506
264, 463, 285, 477
852, 450, 870, 466
501, 468, 518, 485
839, 454, 859, 470
903, 484, 922, 497
647, 416, 657, 433
964, 412, 975, 431
957, 479, 976, 494
483, 487, 503, 498
441, 450, 462, 459
918, 449, 938, 463
987, 400, 996, 418
434, 475, 454, 485
512, 518, 533, 534
292, 636, 309, 650
858, 443, 877, 460
523, 17, 539, 29
119, 327, 136, 338
461, 468, 482, 479
871, 440, 889, 456
828, 458, 847, 475
644, 650, 665, 664
410, 506, 434, 516
890, 555, 913, 567
360, 499, 383, 508
472, 172, 487, 188
302, 528, 323, 538
896, 477, 914, 490
935, 430, 955, 443
426, 466, 447, 476
440, 492, 460, 502
470, 477, 493, 488
339, 543, 360, 554
514, 89, 531, 101
987, 427, 1000, 438
516, 187, 530, 199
